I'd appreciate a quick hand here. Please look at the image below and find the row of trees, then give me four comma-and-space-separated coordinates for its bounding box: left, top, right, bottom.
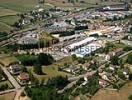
25, 76, 70, 100
17, 53, 54, 66
17, 53, 54, 75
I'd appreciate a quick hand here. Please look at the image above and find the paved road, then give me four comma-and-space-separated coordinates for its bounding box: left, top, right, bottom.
0, 89, 16, 95
119, 50, 132, 58
68, 70, 97, 81
0, 65, 21, 89
58, 80, 77, 94
14, 87, 24, 100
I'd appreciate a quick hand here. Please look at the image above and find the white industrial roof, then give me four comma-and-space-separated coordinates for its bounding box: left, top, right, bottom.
67, 37, 97, 50
71, 42, 102, 58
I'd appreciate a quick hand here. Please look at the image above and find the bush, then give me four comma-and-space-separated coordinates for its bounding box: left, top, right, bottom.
0, 84, 9, 91
111, 56, 120, 65
123, 46, 132, 51
33, 63, 43, 75
127, 54, 132, 64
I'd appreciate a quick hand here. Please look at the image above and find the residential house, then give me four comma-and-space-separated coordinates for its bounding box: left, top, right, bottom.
9, 64, 21, 75
17, 72, 30, 85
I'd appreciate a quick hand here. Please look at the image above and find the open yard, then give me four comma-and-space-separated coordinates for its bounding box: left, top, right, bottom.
91, 81, 132, 100
0, 54, 19, 67
0, 92, 15, 100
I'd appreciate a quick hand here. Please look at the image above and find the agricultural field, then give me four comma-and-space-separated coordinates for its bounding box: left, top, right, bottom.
0, 15, 20, 26
0, 8, 18, 17
0, 0, 121, 32
45, 0, 121, 8
0, 22, 13, 33
91, 82, 132, 100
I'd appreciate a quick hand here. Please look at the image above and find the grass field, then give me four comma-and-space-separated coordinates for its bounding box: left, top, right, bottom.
91, 82, 132, 100
0, 15, 20, 26
0, 92, 15, 100
0, 8, 18, 17
0, 54, 19, 66
0, 0, 121, 32
29, 56, 73, 82
0, 22, 13, 32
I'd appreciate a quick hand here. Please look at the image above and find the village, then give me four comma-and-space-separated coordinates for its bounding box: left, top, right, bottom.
0, 0, 132, 100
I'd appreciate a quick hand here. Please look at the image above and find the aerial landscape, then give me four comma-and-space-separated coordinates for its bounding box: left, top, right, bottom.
0, 0, 132, 100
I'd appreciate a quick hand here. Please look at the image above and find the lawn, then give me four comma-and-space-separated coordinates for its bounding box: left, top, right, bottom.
0, 55, 19, 67
0, 81, 14, 89
0, 92, 15, 100
91, 82, 132, 100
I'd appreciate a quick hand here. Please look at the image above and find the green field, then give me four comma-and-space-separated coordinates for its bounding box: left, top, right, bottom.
0, 54, 19, 67
0, 15, 20, 26
0, 0, 121, 32
0, 22, 13, 32
0, 8, 18, 17
29, 56, 73, 82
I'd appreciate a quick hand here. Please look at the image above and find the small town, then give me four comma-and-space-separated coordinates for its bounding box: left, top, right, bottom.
0, 0, 132, 100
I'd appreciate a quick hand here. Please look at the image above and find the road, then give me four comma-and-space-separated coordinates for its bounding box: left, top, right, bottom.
14, 87, 24, 100
119, 50, 132, 58
0, 89, 16, 95
58, 71, 97, 93
68, 70, 97, 81
58, 80, 77, 94
0, 65, 21, 89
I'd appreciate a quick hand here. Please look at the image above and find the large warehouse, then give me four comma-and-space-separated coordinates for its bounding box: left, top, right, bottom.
63, 37, 97, 53
71, 42, 103, 58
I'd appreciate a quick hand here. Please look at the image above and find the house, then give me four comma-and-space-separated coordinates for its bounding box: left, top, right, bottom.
99, 79, 109, 88
17, 72, 30, 85
9, 64, 21, 75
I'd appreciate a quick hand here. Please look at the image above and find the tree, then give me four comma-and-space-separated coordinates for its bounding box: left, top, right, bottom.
33, 63, 43, 75
78, 58, 85, 64
47, 76, 69, 89
38, 53, 54, 65
105, 63, 110, 68
111, 56, 119, 65
72, 54, 77, 61
129, 74, 132, 81
118, 59, 124, 68
127, 54, 132, 64
117, 69, 126, 80
128, 95, 132, 100
123, 46, 132, 51
21, 66, 27, 72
